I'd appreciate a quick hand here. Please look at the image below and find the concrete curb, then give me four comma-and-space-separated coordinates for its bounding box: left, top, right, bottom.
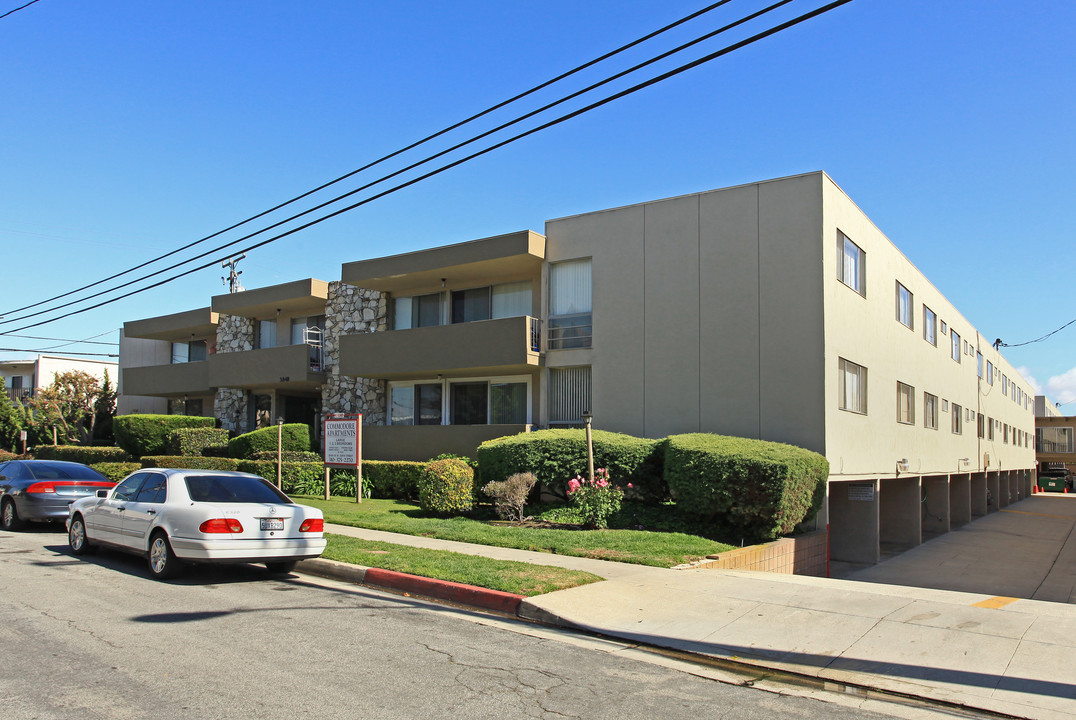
297, 557, 524, 615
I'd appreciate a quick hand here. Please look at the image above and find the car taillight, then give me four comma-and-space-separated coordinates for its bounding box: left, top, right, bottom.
25, 482, 56, 493
199, 518, 244, 533
299, 518, 324, 533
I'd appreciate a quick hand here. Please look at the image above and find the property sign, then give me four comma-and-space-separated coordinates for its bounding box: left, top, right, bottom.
847, 483, 875, 502
323, 414, 362, 467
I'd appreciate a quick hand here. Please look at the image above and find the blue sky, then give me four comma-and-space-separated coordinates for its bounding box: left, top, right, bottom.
1, 1, 1074, 401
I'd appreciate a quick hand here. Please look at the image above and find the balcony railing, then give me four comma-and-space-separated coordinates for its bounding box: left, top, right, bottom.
548, 312, 592, 350
1036, 439, 1074, 454
5, 388, 33, 404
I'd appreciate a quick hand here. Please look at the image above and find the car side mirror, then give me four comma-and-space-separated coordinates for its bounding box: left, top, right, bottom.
96, 489, 108, 498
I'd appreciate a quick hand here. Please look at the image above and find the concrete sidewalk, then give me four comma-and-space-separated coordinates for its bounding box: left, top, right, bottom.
305, 521, 1076, 720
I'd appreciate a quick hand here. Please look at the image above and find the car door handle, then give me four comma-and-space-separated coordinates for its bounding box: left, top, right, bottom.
147, 510, 157, 515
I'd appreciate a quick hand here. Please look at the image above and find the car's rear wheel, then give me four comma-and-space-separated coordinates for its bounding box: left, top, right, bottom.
68, 515, 96, 555
148, 531, 182, 580
1, 498, 25, 531
265, 561, 298, 574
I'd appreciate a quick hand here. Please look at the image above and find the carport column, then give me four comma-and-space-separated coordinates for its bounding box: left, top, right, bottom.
922, 475, 951, 535
950, 473, 973, 527
828, 480, 880, 565
971, 472, 988, 518
987, 472, 1001, 514
999, 471, 1012, 508
879, 475, 921, 548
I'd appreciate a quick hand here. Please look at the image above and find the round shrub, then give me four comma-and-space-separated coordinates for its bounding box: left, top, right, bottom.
664, 433, 828, 542
89, 461, 142, 482
227, 424, 311, 459
166, 428, 229, 457
418, 458, 475, 515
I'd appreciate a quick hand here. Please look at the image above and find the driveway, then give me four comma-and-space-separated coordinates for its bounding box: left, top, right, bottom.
841, 494, 1076, 603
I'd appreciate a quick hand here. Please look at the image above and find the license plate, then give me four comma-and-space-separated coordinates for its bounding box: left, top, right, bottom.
260, 518, 284, 531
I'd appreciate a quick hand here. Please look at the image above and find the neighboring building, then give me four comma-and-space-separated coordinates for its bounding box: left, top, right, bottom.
0, 354, 118, 404
1035, 394, 1064, 418
1035, 413, 1076, 476
120, 171, 1038, 565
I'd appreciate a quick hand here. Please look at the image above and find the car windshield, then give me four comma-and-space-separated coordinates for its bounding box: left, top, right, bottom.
184, 475, 292, 504
27, 463, 108, 481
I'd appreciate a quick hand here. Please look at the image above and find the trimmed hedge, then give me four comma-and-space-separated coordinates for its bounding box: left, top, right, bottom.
114, 415, 216, 458
664, 433, 828, 542
140, 456, 241, 472
33, 445, 130, 464
237, 460, 322, 494
418, 458, 474, 515
90, 462, 142, 482
251, 450, 322, 462
362, 460, 426, 500
166, 427, 230, 457
476, 429, 666, 500
227, 424, 310, 459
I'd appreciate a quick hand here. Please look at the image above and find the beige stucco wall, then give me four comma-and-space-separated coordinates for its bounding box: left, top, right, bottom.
544, 174, 826, 449
821, 174, 1035, 481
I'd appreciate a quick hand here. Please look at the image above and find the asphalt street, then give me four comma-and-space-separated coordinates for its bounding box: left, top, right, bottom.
0, 525, 940, 720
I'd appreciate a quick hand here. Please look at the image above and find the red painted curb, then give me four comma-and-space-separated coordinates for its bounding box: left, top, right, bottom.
363, 567, 524, 615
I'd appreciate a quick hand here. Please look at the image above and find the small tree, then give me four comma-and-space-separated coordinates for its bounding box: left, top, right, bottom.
482, 472, 537, 523
31, 370, 103, 445
93, 370, 118, 444
0, 388, 22, 452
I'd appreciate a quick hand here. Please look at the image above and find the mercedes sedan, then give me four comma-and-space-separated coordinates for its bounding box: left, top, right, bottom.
1, 460, 115, 531
67, 468, 326, 580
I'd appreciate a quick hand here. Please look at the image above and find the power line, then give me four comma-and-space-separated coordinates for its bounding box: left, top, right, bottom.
997, 317, 1076, 349
0, 0, 737, 319
2, 0, 856, 334
0, 0, 41, 21
0, 0, 804, 331
0, 348, 117, 358
1, 331, 118, 346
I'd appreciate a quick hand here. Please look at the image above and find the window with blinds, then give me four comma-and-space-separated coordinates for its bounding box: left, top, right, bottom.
548, 366, 591, 426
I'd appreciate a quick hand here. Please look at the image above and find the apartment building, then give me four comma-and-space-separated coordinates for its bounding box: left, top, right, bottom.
121, 279, 329, 436
1, 354, 118, 404
120, 172, 1036, 563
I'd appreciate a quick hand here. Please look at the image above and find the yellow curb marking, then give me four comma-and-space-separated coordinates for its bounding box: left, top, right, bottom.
1000, 509, 1074, 521
972, 596, 1019, 609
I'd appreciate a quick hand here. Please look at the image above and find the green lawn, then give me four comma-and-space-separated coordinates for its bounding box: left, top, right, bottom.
298, 496, 734, 568
323, 534, 603, 596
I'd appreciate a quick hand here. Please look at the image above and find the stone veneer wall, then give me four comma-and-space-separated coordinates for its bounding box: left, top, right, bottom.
321, 282, 387, 424
214, 313, 253, 432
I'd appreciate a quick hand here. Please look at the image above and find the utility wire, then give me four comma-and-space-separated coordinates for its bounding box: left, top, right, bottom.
0, 347, 117, 357
2, 0, 855, 334
0, 0, 801, 330
997, 317, 1076, 348
0, 0, 41, 21
1, 332, 117, 346
1, 0, 737, 319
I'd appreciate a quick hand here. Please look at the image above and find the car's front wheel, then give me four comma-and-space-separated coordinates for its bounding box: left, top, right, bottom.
148, 531, 182, 580
68, 515, 96, 555
1, 498, 25, 531
266, 561, 298, 574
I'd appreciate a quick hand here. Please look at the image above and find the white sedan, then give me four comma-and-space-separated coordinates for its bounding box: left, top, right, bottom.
67, 468, 326, 580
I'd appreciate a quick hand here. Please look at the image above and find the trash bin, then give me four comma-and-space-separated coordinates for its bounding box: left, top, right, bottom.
1039, 476, 1065, 492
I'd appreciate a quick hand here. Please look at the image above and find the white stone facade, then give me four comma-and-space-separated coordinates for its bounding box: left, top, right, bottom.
321, 282, 387, 425
214, 313, 254, 432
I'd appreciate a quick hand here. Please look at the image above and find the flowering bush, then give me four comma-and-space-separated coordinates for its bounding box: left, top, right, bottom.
566, 468, 628, 529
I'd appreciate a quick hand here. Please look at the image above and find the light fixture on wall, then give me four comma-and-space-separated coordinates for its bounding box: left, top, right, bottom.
896, 458, 909, 473
959, 458, 970, 468
441, 278, 446, 288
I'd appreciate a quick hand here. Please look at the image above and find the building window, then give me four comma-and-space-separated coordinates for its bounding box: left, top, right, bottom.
942, 399, 949, 412
923, 306, 937, 345
549, 259, 592, 349
977, 352, 983, 379
978, 413, 985, 438
897, 382, 914, 424
490, 382, 528, 424
1037, 426, 1074, 453
924, 392, 938, 429
952, 404, 962, 434
451, 288, 492, 324
951, 330, 961, 363
988, 416, 994, 440
987, 360, 994, 385
450, 382, 489, 425
390, 383, 443, 426
838, 358, 867, 415
549, 366, 591, 426
837, 232, 866, 295
255, 319, 277, 349
1002, 375, 1009, 395
1002, 423, 1008, 444
940, 320, 948, 336
896, 282, 913, 329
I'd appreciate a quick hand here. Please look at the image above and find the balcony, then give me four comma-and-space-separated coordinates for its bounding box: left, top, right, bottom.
339, 316, 541, 380
208, 343, 326, 391
5, 388, 33, 404
124, 307, 218, 341
363, 424, 531, 461
123, 361, 210, 397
